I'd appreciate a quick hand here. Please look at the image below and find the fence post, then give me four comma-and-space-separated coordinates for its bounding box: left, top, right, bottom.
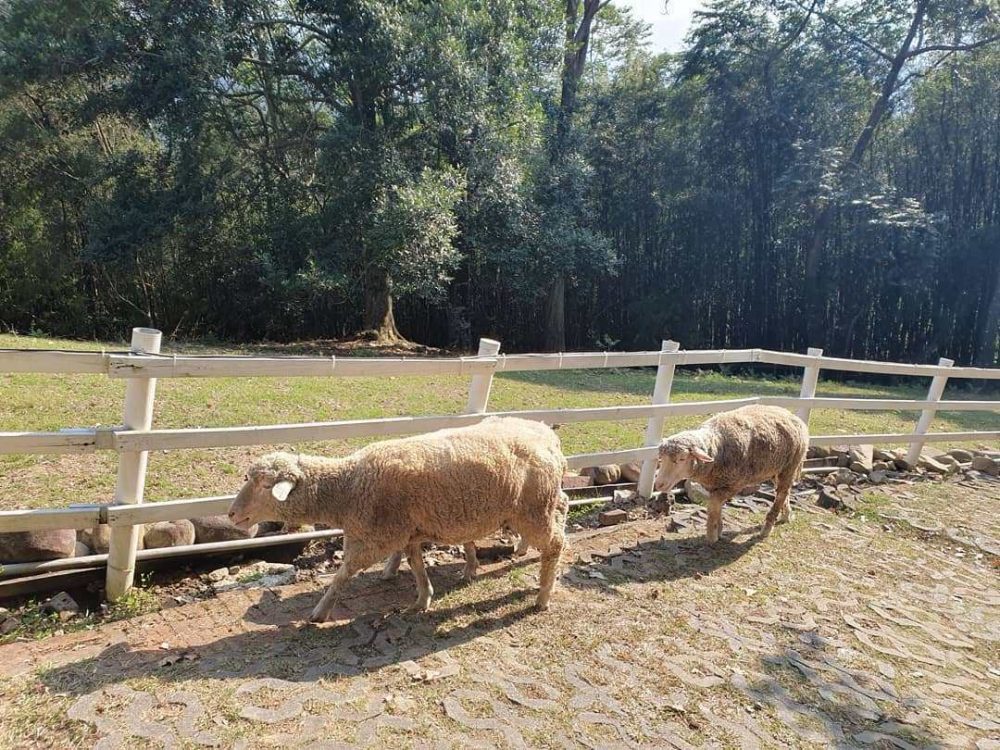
637, 340, 680, 499
466, 338, 501, 414
106, 327, 162, 600
795, 347, 824, 425
905, 357, 954, 466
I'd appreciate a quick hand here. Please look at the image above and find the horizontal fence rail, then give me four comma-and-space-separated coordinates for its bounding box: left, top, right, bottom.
1, 333, 997, 593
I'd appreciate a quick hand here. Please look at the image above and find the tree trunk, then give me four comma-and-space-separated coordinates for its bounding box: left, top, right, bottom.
543, 0, 603, 351
801, 0, 928, 347
363, 267, 401, 343
543, 273, 566, 351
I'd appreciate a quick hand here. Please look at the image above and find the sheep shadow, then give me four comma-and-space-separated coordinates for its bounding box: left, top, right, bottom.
35, 557, 545, 697
560, 523, 767, 595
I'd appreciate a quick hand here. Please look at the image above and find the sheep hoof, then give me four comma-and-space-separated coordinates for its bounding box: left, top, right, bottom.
405, 600, 431, 614
309, 609, 329, 623
380, 569, 398, 581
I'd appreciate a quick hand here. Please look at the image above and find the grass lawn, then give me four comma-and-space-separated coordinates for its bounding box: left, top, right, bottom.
1, 332, 997, 512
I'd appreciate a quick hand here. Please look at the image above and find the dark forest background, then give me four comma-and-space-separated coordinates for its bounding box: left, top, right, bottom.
1, 0, 998, 363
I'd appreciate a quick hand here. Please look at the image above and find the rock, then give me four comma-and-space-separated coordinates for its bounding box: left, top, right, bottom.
872, 448, 895, 462
918, 456, 953, 475
948, 449, 974, 463
892, 457, 912, 472
0, 617, 19, 635
817, 489, 844, 510
0, 530, 77, 563
212, 561, 296, 593
847, 445, 874, 473
971, 456, 1000, 476
79, 524, 140, 555
826, 468, 856, 486
836, 453, 851, 468
936, 454, 960, 468
869, 470, 888, 485
41, 591, 80, 622
143, 519, 196, 549
871, 461, 892, 472
562, 474, 594, 490
190, 515, 256, 544
598, 509, 628, 527
582, 465, 622, 486
807, 445, 831, 459
255, 521, 285, 537
618, 463, 642, 483
207, 567, 230, 583
74, 541, 92, 557
684, 479, 711, 504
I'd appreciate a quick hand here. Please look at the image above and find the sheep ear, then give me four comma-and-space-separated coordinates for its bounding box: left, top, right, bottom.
271, 480, 295, 502
691, 448, 714, 463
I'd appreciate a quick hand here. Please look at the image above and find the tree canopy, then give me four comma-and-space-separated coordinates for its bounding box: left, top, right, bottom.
0, 0, 997, 364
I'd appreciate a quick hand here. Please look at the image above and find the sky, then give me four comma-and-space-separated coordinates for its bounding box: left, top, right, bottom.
619, 0, 704, 52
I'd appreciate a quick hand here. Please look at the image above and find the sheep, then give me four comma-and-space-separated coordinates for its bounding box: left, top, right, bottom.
227, 416, 568, 622
654, 405, 808, 543
380, 527, 529, 582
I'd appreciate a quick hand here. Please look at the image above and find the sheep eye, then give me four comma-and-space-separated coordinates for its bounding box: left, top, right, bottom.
243, 473, 249, 481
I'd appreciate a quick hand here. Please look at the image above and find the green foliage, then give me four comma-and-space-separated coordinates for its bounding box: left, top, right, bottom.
0, 0, 996, 361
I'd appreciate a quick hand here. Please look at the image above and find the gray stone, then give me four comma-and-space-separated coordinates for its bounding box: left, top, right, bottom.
74, 541, 91, 557
919, 456, 953, 475
971, 456, 1000, 476
826, 468, 857, 486
582, 465, 622, 486
847, 445, 874, 473
806, 445, 831, 459
207, 567, 230, 583
936, 454, 960, 468
872, 461, 892, 472
190, 515, 257, 544
0, 530, 77, 563
0, 617, 19, 635
948, 449, 974, 463
869, 470, 888, 485
684, 479, 711, 504
143, 519, 196, 549
618, 462, 642, 483
872, 448, 896, 462
562, 474, 594, 490
817, 489, 844, 510
79, 524, 127, 555
42, 591, 80, 621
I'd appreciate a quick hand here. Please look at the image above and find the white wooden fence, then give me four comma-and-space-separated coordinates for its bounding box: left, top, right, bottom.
1, 328, 998, 598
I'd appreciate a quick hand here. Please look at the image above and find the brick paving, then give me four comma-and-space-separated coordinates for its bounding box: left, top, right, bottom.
1, 477, 998, 749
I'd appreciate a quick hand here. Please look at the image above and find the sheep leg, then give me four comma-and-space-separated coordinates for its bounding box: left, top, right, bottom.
705, 493, 728, 544
535, 528, 565, 611
381, 550, 404, 580
405, 542, 434, 612
514, 535, 530, 556
463, 541, 478, 581
762, 477, 793, 537
310, 543, 382, 623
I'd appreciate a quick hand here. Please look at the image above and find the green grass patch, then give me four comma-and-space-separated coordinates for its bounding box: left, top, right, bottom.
850, 491, 893, 523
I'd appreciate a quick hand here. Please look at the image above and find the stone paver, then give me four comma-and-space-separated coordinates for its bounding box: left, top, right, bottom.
1, 477, 998, 749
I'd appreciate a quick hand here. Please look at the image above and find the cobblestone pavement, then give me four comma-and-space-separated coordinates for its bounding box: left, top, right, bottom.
1, 476, 997, 749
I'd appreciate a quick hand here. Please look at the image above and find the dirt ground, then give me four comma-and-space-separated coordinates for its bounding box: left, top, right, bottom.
0, 475, 997, 750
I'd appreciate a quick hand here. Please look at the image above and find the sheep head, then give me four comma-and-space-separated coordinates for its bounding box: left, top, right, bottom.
228, 452, 305, 531
653, 431, 714, 493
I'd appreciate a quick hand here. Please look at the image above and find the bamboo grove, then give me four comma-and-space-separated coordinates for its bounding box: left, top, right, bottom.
0, 0, 997, 364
